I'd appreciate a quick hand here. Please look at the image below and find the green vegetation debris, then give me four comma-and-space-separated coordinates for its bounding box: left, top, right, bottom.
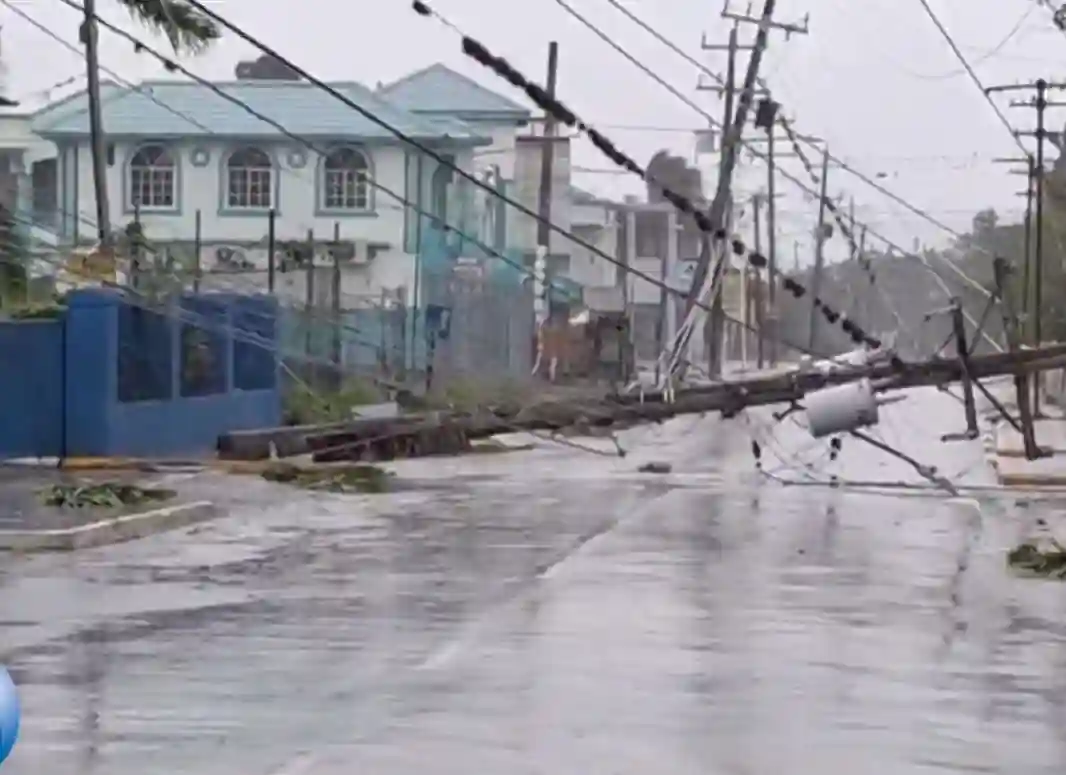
39, 482, 176, 509
4, 304, 66, 320
1007, 539, 1066, 578
467, 439, 536, 455
261, 462, 391, 493
282, 378, 386, 425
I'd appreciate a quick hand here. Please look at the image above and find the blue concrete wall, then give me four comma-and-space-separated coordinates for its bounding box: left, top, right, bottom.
0, 319, 64, 458
0, 289, 282, 460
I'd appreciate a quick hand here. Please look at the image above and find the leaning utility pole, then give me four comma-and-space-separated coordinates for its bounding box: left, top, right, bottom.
697, 25, 748, 377
677, 0, 809, 379
807, 145, 830, 352
81, 0, 111, 246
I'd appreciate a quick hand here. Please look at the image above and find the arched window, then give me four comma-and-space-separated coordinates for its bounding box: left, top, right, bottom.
322, 147, 370, 210
226, 147, 273, 209
128, 144, 176, 209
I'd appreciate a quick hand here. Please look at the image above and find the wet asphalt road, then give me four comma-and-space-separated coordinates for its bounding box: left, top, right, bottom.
3, 387, 1066, 774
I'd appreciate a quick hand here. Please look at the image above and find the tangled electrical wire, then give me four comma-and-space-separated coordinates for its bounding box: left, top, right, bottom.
410, 0, 906, 365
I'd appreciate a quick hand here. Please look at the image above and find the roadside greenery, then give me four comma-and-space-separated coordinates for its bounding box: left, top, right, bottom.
39, 482, 176, 509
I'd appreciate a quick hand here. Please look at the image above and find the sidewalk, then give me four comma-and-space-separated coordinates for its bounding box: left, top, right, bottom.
985, 382, 1066, 486
0, 467, 216, 550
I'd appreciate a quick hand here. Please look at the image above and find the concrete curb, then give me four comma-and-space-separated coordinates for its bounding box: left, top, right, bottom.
1, 457, 208, 472
0, 501, 218, 552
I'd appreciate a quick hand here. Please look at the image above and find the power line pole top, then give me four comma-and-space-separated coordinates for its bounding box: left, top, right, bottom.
721, 0, 809, 35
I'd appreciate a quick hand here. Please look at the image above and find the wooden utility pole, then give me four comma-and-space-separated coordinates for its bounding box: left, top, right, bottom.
857, 224, 869, 329
807, 146, 830, 352
536, 42, 560, 311
765, 117, 778, 365
996, 155, 1037, 341
993, 256, 1043, 459
752, 192, 765, 368
989, 78, 1066, 413
81, 0, 111, 245
676, 0, 808, 379
535, 42, 560, 253
697, 26, 746, 378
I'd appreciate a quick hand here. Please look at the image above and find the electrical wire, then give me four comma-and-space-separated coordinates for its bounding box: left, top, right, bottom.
591, 0, 1000, 353
3, 0, 217, 135
411, 3, 996, 364
4, 12, 798, 457
5, 215, 641, 460
587, 0, 998, 301
539, 0, 1004, 360
914, 0, 1027, 157
914, 0, 1066, 316
62, 0, 824, 361
884, 2, 1037, 80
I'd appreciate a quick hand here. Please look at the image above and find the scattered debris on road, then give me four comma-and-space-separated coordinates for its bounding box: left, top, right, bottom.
260, 462, 392, 493
1007, 538, 1066, 578
38, 481, 176, 509
638, 462, 672, 474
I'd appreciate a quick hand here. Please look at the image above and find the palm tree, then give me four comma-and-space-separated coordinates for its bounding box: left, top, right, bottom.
115, 0, 220, 52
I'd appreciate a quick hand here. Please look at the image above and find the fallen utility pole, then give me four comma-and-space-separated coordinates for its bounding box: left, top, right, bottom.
218, 342, 1066, 463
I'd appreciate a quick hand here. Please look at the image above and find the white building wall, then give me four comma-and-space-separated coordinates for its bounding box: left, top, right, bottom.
568, 223, 618, 289
68, 138, 408, 245
52, 138, 477, 300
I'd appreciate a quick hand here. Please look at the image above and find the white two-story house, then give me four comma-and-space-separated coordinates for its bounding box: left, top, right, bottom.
3, 64, 620, 309
24, 75, 508, 304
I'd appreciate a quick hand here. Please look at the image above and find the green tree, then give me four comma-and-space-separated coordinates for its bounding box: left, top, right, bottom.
114, 0, 220, 52
0, 203, 27, 306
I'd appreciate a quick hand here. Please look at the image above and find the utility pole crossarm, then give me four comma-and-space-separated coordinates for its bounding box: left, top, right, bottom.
1010, 99, 1066, 108
985, 81, 1066, 94
700, 32, 755, 50
698, 81, 768, 95
721, 1, 809, 35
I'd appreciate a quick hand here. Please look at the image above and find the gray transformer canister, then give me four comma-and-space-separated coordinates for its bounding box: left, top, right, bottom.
804, 379, 879, 438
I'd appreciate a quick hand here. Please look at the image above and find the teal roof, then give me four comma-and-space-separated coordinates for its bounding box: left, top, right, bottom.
31, 79, 489, 144
378, 64, 530, 120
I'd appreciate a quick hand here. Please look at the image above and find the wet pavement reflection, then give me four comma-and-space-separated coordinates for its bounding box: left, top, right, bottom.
3, 387, 1066, 774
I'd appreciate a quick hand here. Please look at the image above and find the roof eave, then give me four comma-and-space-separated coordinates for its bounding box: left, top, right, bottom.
411, 109, 530, 123
35, 130, 493, 147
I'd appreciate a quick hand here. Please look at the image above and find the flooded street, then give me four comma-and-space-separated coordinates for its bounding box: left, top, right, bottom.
3, 387, 1066, 774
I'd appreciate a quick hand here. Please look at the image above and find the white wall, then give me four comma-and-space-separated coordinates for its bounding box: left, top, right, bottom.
52, 138, 477, 298
67, 139, 407, 245
472, 124, 519, 179
568, 222, 618, 288
507, 135, 572, 255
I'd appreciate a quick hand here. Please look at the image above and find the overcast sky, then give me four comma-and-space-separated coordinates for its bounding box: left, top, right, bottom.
1, 0, 1064, 263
